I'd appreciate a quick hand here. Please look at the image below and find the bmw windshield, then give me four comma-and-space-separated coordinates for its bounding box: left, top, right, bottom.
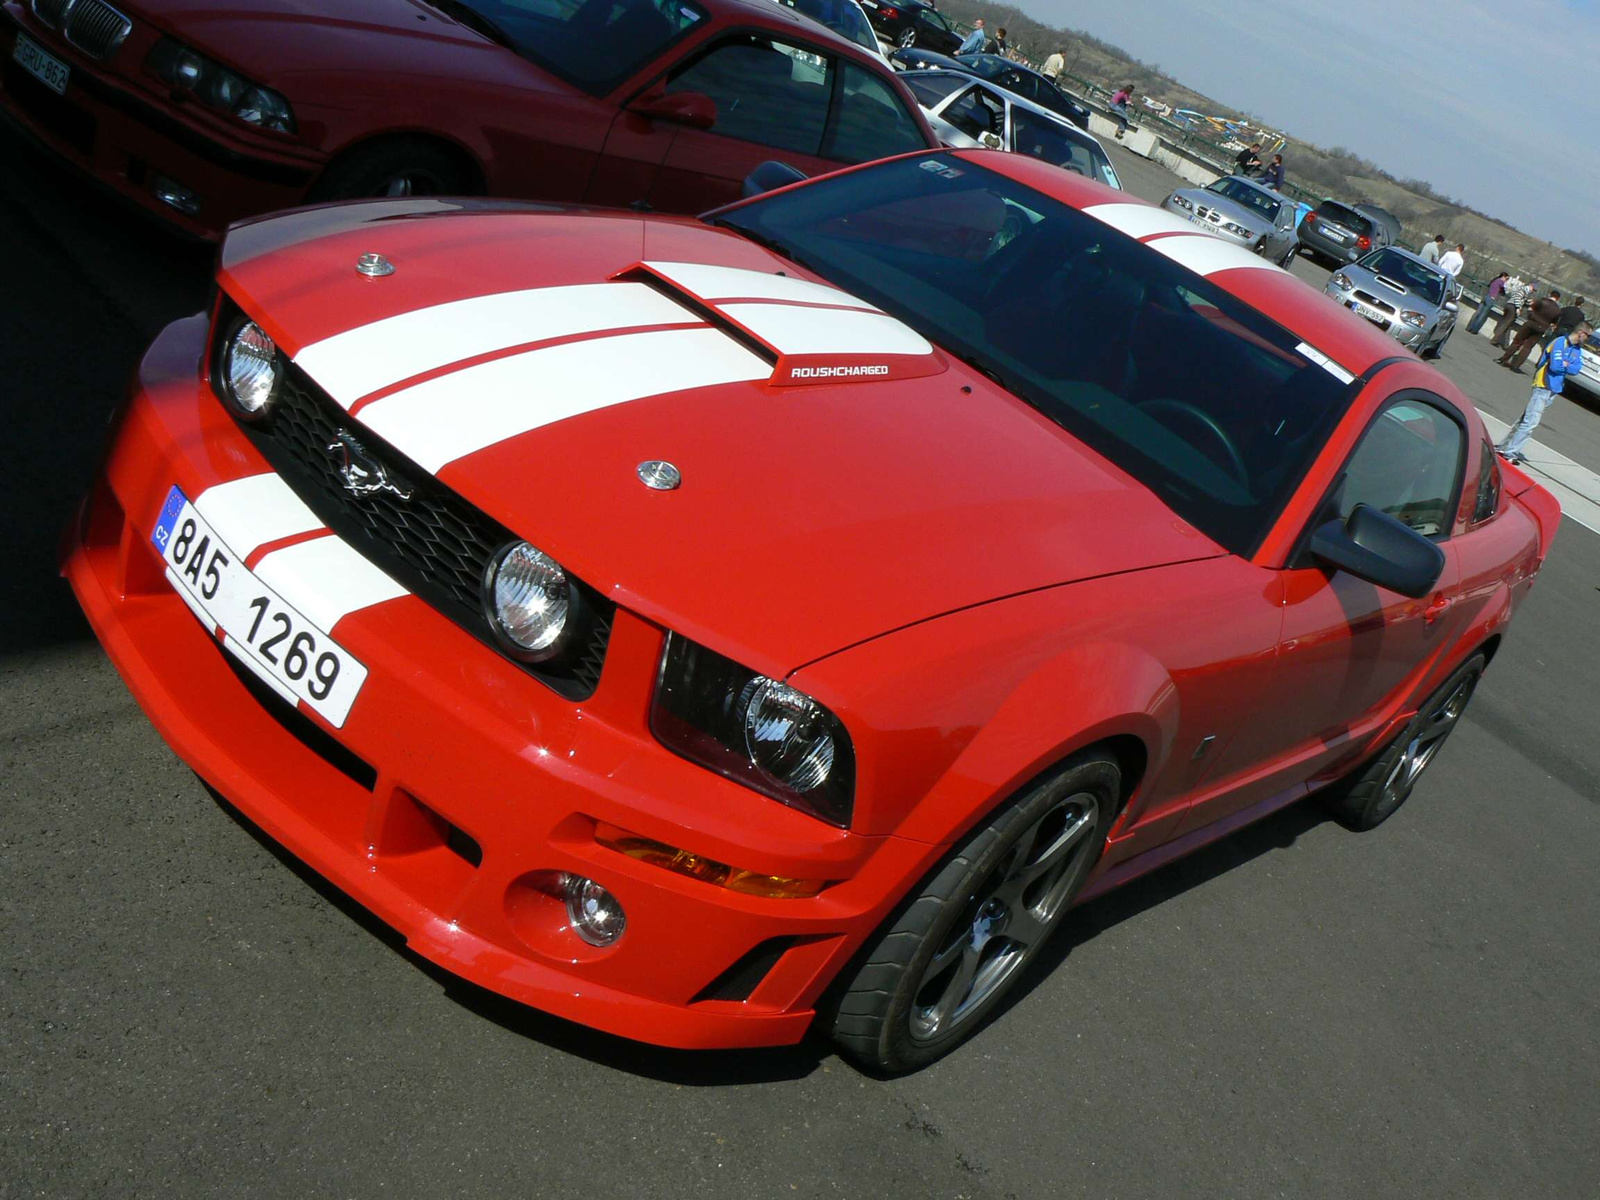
717, 155, 1351, 554
435, 0, 709, 92
1206, 178, 1282, 221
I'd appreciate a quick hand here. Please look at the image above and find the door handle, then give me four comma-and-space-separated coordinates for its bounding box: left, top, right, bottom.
1423, 595, 1454, 624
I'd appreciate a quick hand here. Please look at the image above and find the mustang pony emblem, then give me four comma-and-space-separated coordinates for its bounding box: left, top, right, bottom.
327, 429, 413, 500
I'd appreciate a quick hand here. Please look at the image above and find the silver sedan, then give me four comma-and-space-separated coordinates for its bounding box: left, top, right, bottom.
1325, 247, 1461, 357
1161, 176, 1299, 265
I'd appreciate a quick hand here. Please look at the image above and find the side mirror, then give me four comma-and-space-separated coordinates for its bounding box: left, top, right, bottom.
1444, 300, 1459, 313
628, 89, 717, 130
981, 131, 1003, 149
1309, 504, 1445, 599
741, 160, 808, 198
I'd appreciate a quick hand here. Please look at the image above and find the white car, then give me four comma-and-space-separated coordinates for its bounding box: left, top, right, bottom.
1568, 337, 1600, 401
900, 70, 1122, 191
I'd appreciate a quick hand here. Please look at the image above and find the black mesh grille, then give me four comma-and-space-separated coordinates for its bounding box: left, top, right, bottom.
229, 349, 612, 700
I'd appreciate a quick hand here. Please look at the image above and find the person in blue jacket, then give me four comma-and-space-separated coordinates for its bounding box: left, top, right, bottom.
957, 19, 987, 55
1498, 322, 1593, 464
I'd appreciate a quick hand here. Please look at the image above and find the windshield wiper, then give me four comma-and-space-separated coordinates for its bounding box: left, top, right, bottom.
708, 218, 826, 279
425, 0, 515, 48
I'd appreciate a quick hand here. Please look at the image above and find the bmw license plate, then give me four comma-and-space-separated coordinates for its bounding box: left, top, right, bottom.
12, 33, 69, 96
152, 485, 368, 727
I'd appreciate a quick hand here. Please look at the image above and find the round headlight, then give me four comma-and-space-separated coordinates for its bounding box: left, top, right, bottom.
484, 541, 571, 659
222, 321, 280, 419
740, 677, 836, 793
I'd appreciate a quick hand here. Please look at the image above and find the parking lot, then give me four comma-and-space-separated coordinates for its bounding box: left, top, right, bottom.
4, 118, 1599, 1199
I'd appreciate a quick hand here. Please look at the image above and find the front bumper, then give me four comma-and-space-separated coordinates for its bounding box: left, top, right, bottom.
1324, 278, 1429, 349
63, 314, 940, 1049
1159, 197, 1258, 248
1, 4, 319, 238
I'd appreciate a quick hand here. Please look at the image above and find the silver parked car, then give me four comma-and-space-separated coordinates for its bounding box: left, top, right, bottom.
1325, 247, 1461, 357
1161, 176, 1299, 265
900, 71, 1121, 190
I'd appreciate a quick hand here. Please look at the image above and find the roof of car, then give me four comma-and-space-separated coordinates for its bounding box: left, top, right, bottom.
904, 69, 1103, 134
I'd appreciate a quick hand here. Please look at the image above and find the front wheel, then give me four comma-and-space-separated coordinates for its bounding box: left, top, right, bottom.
898, 27, 917, 47
831, 752, 1118, 1073
310, 139, 475, 202
1278, 243, 1299, 268
1320, 654, 1484, 831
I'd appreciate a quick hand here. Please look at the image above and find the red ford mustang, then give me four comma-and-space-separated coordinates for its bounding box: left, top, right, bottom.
0, 0, 934, 238
64, 151, 1559, 1072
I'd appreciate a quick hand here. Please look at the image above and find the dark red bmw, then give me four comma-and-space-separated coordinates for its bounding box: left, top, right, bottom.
0, 0, 935, 237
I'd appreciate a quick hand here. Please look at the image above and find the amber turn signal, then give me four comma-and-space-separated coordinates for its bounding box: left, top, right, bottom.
595, 822, 828, 899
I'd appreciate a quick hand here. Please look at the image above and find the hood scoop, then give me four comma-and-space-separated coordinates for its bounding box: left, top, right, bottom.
620, 260, 947, 387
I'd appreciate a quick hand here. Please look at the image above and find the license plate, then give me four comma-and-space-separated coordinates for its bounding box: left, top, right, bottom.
1323, 227, 1348, 242
13, 32, 69, 96
1350, 301, 1387, 324
152, 485, 368, 727
1190, 214, 1214, 228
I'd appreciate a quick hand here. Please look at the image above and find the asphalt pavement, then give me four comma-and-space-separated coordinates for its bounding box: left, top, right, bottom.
3, 127, 1597, 1199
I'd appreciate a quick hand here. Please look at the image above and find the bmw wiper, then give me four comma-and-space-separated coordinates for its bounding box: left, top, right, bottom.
425, 0, 515, 48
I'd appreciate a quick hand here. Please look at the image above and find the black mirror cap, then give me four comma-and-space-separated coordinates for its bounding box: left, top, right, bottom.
741, 161, 809, 199
1309, 504, 1446, 599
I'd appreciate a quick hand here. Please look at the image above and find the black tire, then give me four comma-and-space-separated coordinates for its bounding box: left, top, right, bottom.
1278, 243, 1298, 268
310, 138, 476, 202
831, 752, 1118, 1073
1320, 654, 1484, 831
1426, 326, 1453, 359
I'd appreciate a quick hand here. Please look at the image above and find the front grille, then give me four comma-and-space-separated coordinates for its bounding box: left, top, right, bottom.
232, 356, 613, 701
30, 0, 132, 59
3, 60, 95, 154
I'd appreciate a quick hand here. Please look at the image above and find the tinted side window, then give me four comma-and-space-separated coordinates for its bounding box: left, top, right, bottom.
1340, 400, 1464, 538
825, 64, 929, 163
668, 38, 830, 155
1472, 437, 1501, 523
942, 85, 1004, 140
904, 72, 966, 107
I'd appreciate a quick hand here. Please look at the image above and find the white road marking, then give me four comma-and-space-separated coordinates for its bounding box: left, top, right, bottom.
1476, 410, 1600, 536
194, 473, 323, 558
1144, 233, 1285, 278
643, 261, 880, 310
252, 535, 409, 634
359, 326, 772, 473
1082, 202, 1205, 241
719, 302, 932, 357
294, 283, 697, 409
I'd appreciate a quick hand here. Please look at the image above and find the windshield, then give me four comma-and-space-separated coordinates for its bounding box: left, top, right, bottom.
440, 0, 708, 93
1359, 249, 1446, 305
1011, 110, 1119, 189
778, 0, 878, 55
1315, 203, 1372, 236
1206, 178, 1283, 220
717, 155, 1352, 553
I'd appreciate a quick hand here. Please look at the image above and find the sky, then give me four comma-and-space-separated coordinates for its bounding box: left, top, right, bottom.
1033, 0, 1600, 257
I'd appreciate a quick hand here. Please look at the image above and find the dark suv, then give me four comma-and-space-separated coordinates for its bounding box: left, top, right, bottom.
1297, 200, 1400, 267
858, 0, 964, 53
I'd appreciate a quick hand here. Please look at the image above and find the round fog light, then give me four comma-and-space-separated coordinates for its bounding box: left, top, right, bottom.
563, 874, 625, 946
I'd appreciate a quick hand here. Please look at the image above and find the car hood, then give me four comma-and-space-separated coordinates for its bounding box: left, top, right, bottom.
219, 199, 1226, 675
1175, 189, 1268, 232
127, 0, 515, 91
1340, 266, 1444, 313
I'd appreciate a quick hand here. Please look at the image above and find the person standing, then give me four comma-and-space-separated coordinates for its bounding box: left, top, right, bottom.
957, 18, 986, 56
1419, 235, 1445, 264
1042, 47, 1066, 81
1438, 243, 1465, 276
993, 26, 1008, 56
1493, 277, 1533, 348
1468, 272, 1509, 335
1497, 322, 1592, 464
1258, 154, 1285, 190
1109, 84, 1134, 139
1551, 295, 1588, 341
1498, 288, 1562, 371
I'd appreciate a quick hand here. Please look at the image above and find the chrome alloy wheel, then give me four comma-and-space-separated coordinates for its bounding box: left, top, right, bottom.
1378, 673, 1478, 812
898, 27, 916, 47
909, 793, 1100, 1042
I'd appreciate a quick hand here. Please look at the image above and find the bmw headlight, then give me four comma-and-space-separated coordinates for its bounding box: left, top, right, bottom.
147, 37, 297, 133
482, 541, 574, 661
1400, 310, 1426, 327
651, 633, 855, 826
1223, 221, 1250, 237
1330, 273, 1353, 291
1169, 194, 1193, 211
219, 320, 282, 420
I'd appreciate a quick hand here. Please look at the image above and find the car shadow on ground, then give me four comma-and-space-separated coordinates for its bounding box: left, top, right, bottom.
203, 778, 1330, 1084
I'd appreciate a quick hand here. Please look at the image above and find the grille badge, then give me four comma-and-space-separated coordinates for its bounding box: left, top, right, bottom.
356, 252, 395, 277
328, 429, 413, 500
636, 461, 681, 491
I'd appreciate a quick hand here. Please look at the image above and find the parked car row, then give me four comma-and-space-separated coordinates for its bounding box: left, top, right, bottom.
888, 48, 1091, 129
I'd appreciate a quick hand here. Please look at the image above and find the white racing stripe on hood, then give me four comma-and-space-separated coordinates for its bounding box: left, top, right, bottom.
643, 261, 881, 310
1145, 234, 1284, 277
718, 303, 932, 356
358, 326, 772, 474
194, 472, 323, 558
252, 535, 409, 634
294, 282, 697, 409
1082, 203, 1204, 241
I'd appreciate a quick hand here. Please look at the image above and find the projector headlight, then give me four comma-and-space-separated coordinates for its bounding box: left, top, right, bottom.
1169, 194, 1193, 211
1223, 221, 1250, 237
147, 37, 297, 133
218, 320, 281, 420
482, 541, 575, 661
1329, 273, 1353, 291
651, 633, 855, 826
1400, 310, 1427, 327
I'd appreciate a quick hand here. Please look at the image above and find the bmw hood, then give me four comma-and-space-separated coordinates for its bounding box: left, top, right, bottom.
218, 200, 1225, 675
